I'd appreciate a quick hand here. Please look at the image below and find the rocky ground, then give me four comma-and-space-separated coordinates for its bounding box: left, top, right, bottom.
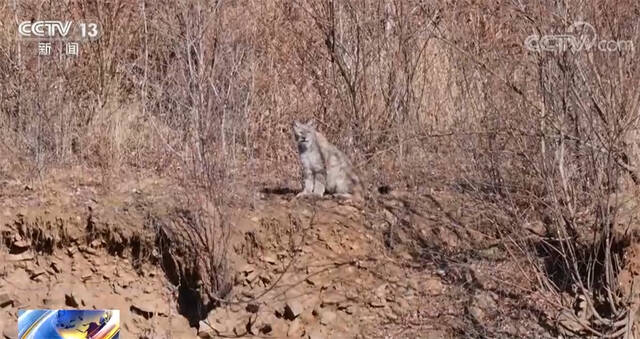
0, 170, 556, 338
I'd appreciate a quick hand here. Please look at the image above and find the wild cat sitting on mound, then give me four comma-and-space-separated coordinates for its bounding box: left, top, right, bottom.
292, 120, 363, 201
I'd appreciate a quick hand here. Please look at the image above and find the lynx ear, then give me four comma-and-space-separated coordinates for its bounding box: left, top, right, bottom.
306, 120, 316, 128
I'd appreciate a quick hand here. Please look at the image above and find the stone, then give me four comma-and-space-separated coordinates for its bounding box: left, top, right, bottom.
232, 317, 250, 336
472, 291, 497, 310
11, 240, 30, 253
319, 310, 336, 325
79, 245, 97, 255
423, 277, 444, 295
338, 303, 355, 315
307, 328, 325, 339
240, 264, 255, 274
65, 293, 80, 307
467, 306, 485, 324
374, 284, 387, 300
240, 289, 254, 298
321, 291, 346, 306
259, 273, 272, 285
7, 253, 33, 262
258, 323, 272, 334
262, 254, 277, 265
284, 300, 304, 320
2, 326, 17, 339
0, 292, 12, 308
306, 276, 319, 286
246, 303, 260, 313
130, 295, 170, 318
50, 262, 62, 274
197, 321, 216, 338
29, 269, 46, 282
287, 318, 304, 337
369, 300, 386, 308
81, 272, 93, 281
246, 270, 259, 284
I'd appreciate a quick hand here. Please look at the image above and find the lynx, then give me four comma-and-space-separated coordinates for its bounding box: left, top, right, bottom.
292, 120, 362, 200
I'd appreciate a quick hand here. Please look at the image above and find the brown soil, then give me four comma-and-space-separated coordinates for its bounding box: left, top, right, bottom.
0, 170, 552, 338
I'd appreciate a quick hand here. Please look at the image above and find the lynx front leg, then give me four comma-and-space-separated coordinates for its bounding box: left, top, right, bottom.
297, 168, 314, 197
312, 171, 326, 196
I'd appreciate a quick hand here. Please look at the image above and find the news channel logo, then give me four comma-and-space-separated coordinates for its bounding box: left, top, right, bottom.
18, 20, 102, 41
524, 21, 634, 53
18, 309, 119, 339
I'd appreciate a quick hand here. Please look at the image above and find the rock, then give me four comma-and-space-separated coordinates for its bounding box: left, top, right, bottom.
321, 291, 346, 306
50, 262, 62, 274
397, 298, 410, 311
423, 277, 444, 295
307, 328, 325, 339
423, 330, 448, 338
240, 264, 255, 274
467, 306, 485, 324
81, 272, 92, 282
206, 309, 235, 335
197, 321, 216, 338
284, 300, 304, 320
338, 303, 355, 315
287, 318, 304, 337
390, 302, 405, 316
11, 239, 30, 253
240, 289, 254, 298
2, 326, 17, 339
7, 253, 33, 262
262, 254, 277, 265
232, 317, 250, 336
245, 270, 259, 284
374, 284, 387, 299
557, 310, 584, 336
29, 269, 46, 281
319, 310, 336, 325
78, 245, 97, 255
467, 291, 498, 324
258, 323, 272, 334
306, 276, 319, 286
65, 293, 80, 307
88, 256, 105, 267
130, 295, 170, 318
259, 273, 272, 285
472, 291, 497, 310
0, 292, 12, 308
170, 315, 196, 338
246, 303, 260, 313
369, 300, 386, 308
386, 311, 398, 321
270, 320, 289, 337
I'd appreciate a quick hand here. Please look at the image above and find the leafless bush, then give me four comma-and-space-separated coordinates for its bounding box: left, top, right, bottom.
435, 1, 640, 336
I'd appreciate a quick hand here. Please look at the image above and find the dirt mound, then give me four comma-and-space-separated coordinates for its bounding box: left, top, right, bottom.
0, 171, 553, 338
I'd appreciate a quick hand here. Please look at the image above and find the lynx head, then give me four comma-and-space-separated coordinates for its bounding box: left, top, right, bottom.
293, 120, 317, 149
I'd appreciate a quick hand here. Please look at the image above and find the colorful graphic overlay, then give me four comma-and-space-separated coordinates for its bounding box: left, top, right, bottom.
18, 309, 119, 339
